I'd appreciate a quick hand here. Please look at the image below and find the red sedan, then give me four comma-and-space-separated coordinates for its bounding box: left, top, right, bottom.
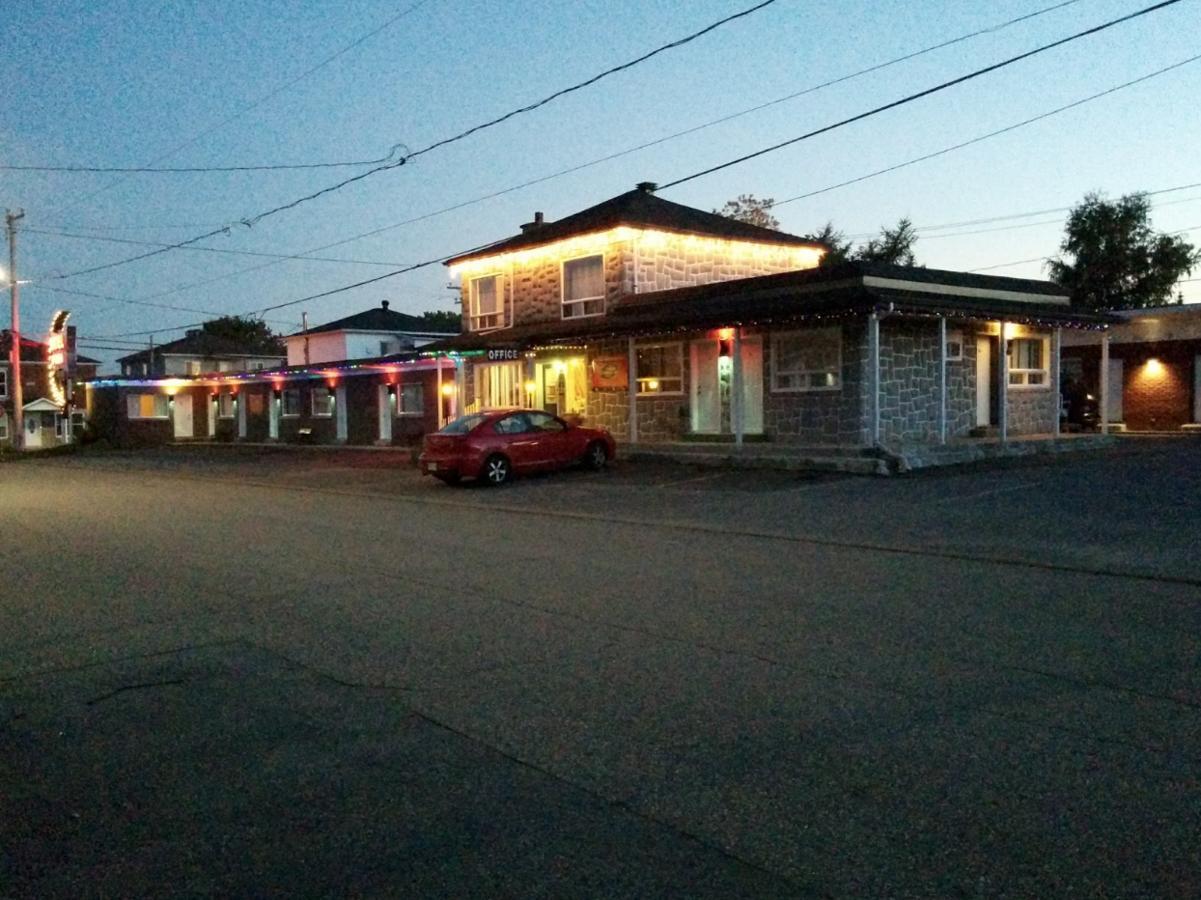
419, 409, 616, 486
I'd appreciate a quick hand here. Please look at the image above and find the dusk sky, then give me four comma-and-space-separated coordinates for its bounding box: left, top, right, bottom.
3, 0, 1199, 368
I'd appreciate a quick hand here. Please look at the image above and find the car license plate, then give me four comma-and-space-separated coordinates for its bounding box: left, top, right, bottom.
427, 462, 438, 472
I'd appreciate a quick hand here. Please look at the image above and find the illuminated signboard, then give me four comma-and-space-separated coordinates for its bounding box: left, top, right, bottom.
47, 309, 71, 408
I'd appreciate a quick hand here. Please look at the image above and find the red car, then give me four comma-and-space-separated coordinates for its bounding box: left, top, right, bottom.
419, 408, 616, 486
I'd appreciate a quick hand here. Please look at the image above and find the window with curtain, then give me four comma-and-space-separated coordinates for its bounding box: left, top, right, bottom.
562, 255, 605, 318
218, 391, 236, 418
397, 383, 424, 415
312, 388, 334, 417
469, 275, 504, 331
1008, 337, 1048, 387
771, 328, 842, 392
127, 393, 170, 419
282, 388, 302, 416
635, 343, 683, 394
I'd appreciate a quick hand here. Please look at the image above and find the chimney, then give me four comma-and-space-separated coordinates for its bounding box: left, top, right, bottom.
381, 300, 390, 310
520, 211, 545, 234
636, 181, 657, 194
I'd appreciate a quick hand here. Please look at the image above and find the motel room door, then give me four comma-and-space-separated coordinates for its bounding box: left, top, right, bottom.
975, 337, 992, 427
173, 393, 193, 439
690, 337, 763, 435
1106, 359, 1124, 423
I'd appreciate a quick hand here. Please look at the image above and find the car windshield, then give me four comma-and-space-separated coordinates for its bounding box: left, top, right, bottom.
439, 414, 488, 435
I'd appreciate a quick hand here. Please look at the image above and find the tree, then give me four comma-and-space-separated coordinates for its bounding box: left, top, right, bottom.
854, 217, 918, 266
1048, 192, 1199, 310
200, 316, 282, 353
415, 310, 461, 332
714, 194, 780, 230
805, 221, 853, 267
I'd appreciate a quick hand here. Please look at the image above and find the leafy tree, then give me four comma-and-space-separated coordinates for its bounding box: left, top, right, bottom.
805, 221, 853, 267
853, 217, 918, 266
714, 194, 780, 230
414, 310, 462, 332
200, 316, 282, 353
1048, 192, 1199, 310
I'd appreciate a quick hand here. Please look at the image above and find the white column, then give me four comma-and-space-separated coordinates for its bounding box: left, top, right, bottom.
998, 323, 1009, 443
452, 359, 462, 419
732, 327, 744, 448
1100, 331, 1110, 434
868, 312, 880, 447
938, 317, 948, 445
335, 384, 348, 442
236, 390, 247, 440
435, 357, 444, 428
627, 337, 638, 444
1051, 327, 1062, 437
378, 384, 392, 444
269, 389, 280, 441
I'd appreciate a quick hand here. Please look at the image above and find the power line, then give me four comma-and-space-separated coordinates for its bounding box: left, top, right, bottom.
25, 227, 412, 266
657, 0, 1186, 191
33, 0, 1083, 287
51, 0, 435, 216
969, 223, 1200, 273
41, 0, 780, 282
0, 145, 407, 174
770, 54, 1201, 210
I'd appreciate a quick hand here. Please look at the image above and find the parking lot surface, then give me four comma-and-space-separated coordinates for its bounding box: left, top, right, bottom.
2, 439, 1199, 897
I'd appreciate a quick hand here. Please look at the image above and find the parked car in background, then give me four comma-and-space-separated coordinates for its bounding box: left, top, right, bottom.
419, 409, 616, 486
1060, 375, 1100, 431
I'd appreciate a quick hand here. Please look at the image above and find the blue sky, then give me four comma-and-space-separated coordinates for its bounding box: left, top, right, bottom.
3, 0, 1199, 367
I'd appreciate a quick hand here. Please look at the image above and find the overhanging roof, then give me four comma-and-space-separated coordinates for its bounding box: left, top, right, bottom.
428, 262, 1112, 351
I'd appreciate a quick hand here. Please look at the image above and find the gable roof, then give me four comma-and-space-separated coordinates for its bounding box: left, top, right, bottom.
444, 183, 824, 266
288, 302, 456, 337
117, 330, 285, 364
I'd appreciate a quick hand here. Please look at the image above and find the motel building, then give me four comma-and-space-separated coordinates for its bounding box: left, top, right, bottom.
1061, 304, 1201, 433
87, 184, 1123, 470
432, 183, 1113, 468
2, 326, 97, 451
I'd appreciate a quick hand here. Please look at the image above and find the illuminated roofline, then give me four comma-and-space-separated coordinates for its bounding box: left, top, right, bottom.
448, 226, 825, 276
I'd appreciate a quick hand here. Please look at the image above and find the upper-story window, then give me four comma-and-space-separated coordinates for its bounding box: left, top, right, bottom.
185, 360, 202, 375
562, 255, 604, 319
468, 274, 505, 332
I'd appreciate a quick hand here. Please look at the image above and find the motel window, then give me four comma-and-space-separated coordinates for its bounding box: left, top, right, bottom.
71, 412, 85, 430
469, 274, 505, 332
0, 369, 7, 400
185, 360, 202, 375
0, 415, 8, 441
946, 329, 964, 362
474, 362, 524, 409
127, 393, 170, 420
282, 388, 302, 417
55, 416, 65, 440
1008, 337, 1049, 387
562, 255, 604, 319
772, 328, 842, 392
312, 388, 334, 417
218, 391, 236, 419
397, 383, 424, 416
217, 361, 233, 372
635, 343, 684, 395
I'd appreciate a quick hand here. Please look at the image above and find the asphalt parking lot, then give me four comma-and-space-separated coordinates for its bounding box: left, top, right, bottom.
2, 439, 1199, 897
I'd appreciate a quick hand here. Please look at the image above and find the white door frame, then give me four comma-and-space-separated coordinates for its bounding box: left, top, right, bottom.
975, 336, 992, 427
738, 335, 764, 435
690, 340, 721, 434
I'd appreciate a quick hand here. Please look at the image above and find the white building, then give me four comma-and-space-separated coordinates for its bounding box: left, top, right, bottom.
285, 301, 456, 366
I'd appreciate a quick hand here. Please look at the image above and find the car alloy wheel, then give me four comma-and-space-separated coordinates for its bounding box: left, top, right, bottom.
586, 442, 608, 470
484, 455, 510, 486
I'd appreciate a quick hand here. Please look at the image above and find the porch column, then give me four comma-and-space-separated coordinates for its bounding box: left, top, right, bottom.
452, 359, 463, 418
997, 322, 1009, 443
868, 312, 880, 447
627, 337, 638, 444
435, 356, 444, 428
377, 384, 392, 444
1100, 331, 1110, 433
938, 316, 948, 444
732, 327, 744, 448
236, 391, 247, 440
335, 384, 348, 442
1051, 327, 1062, 437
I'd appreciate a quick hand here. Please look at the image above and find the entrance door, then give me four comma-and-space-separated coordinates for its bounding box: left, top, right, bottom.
1106, 358, 1124, 423
975, 337, 992, 427
738, 336, 764, 435
690, 340, 720, 433
173, 393, 193, 439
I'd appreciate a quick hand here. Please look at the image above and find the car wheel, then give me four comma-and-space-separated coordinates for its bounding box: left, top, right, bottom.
482, 454, 511, 486
584, 441, 608, 470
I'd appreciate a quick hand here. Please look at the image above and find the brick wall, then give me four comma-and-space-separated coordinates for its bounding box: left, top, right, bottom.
1065, 341, 1199, 430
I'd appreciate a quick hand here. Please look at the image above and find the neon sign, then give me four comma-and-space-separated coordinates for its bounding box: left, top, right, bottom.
47, 309, 70, 408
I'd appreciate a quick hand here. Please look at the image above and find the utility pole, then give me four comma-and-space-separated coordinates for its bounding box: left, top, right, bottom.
7, 209, 25, 451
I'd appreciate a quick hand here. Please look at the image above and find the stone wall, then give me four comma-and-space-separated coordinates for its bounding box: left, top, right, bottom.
633, 240, 816, 293
586, 337, 688, 442
763, 323, 869, 445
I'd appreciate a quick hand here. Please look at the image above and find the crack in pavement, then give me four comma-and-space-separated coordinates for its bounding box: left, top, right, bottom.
85, 678, 186, 706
